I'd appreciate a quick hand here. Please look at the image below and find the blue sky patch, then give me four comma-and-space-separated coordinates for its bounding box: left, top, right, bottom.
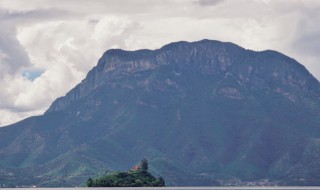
22, 70, 44, 81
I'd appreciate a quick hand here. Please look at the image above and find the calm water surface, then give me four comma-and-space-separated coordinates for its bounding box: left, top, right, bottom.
3, 187, 320, 190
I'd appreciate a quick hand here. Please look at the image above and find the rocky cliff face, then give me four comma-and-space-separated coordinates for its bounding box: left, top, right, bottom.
47, 40, 320, 113
1, 39, 320, 187
47, 41, 243, 112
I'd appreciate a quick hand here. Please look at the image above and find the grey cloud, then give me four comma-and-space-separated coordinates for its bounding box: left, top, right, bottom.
291, 27, 320, 80
0, 9, 73, 23
293, 29, 320, 57
283, 4, 320, 79
193, 0, 224, 6
0, 8, 72, 75
0, 22, 31, 74
0, 9, 70, 77
291, 10, 320, 57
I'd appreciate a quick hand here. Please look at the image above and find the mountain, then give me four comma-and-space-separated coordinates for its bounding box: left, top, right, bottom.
1, 39, 320, 187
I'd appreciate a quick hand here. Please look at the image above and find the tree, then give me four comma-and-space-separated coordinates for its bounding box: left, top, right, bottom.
86, 178, 93, 187
157, 177, 165, 186
140, 159, 148, 173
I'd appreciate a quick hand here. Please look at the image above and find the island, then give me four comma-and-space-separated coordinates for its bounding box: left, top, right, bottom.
86, 159, 165, 187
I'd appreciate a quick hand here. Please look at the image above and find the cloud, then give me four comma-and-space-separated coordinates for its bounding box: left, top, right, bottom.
0, 22, 30, 74
0, 0, 320, 126
193, 0, 224, 6
0, 8, 71, 22
0, 12, 142, 126
269, 1, 320, 79
0, 109, 43, 127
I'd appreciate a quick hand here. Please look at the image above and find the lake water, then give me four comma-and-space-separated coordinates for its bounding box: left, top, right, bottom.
2, 187, 320, 190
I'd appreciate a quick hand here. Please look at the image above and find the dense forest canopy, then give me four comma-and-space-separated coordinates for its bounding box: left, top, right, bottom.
86, 159, 165, 187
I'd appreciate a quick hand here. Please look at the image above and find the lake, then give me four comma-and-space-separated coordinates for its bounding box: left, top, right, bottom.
2, 187, 320, 190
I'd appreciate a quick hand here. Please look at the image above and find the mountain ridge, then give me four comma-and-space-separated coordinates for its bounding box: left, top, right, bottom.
47, 39, 320, 114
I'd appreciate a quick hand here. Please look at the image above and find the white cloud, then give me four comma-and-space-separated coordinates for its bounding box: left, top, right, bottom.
1, 0, 320, 126
0, 109, 43, 127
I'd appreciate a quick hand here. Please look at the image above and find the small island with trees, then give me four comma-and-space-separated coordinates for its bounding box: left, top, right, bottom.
86, 159, 165, 187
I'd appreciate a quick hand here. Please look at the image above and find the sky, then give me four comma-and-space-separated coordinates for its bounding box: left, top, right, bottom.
0, 0, 320, 126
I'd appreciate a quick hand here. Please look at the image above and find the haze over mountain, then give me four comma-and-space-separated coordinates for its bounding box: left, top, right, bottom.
1, 39, 320, 187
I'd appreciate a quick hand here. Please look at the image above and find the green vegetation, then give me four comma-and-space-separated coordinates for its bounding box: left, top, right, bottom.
86, 159, 165, 187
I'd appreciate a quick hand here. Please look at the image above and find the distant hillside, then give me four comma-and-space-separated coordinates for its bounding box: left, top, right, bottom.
1, 39, 320, 186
